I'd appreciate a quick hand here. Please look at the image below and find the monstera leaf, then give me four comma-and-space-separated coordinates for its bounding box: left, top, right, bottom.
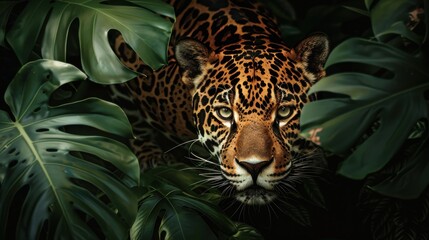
0, 59, 140, 239
131, 165, 262, 240
5, 0, 174, 83
365, 0, 420, 41
300, 38, 429, 199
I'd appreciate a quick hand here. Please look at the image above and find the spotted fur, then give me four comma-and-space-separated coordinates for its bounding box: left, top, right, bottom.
111, 0, 329, 205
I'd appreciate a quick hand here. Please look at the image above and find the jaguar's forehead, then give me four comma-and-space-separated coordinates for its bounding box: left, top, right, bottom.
200, 47, 311, 115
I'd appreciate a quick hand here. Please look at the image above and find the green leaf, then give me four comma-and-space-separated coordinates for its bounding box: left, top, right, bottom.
229, 223, 263, 240
365, 0, 420, 41
140, 164, 222, 202
131, 184, 236, 240
300, 38, 429, 183
0, 59, 140, 239
376, 21, 423, 45
371, 137, 429, 199
6, 0, 174, 84
5, 0, 50, 62
131, 165, 261, 240
0, 1, 19, 46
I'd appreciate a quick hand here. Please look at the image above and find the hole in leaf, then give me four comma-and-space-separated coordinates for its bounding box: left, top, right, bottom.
69, 178, 113, 212
69, 178, 106, 238
156, 209, 167, 240
36, 128, 49, 133
350, 118, 382, 153
51, 87, 75, 103
326, 62, 394, 79
160, 230, 167, 240
8, 148, 16, 155
63, 125, 113, 137
309, 91, 350, 101
5, 185, 29, 238
70, 178, 102, 196
46, 148, 58, 152
8, 159, 18, 168
108, 29, 121, 53
66, 19, 82, 69
33, 107, 41, 113
69, 151, 121, 178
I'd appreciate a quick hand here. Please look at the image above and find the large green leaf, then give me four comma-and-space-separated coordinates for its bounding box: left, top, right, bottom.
0, 59, 140, 239
141, 164, 222, 203
131, 165, 262, 240
376, 21, 424, 45
365, 0, 419, 41
4, 0, 49, 61
0, 1, 18, 47
300, 38, 429, 198
6, 0, 174, 84
132, 185, 227, 240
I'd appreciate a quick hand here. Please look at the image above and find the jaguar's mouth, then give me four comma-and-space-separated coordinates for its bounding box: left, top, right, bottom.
232, 161, 293, 205
235, 186, 277, 205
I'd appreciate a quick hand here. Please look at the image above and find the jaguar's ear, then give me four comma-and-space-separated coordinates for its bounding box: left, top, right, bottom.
175, 38, 211, 90
292, 33, 329, 82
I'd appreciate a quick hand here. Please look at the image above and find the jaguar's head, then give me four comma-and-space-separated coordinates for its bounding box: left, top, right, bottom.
175, 34, 329, 205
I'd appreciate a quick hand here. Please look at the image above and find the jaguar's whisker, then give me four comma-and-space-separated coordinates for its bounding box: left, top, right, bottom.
186, 153, 219, 167
183, 166, 219, 173
165, 138, 200, 154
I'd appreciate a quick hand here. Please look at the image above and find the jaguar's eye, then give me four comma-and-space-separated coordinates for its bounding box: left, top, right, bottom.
277, 106, 292, 119
216, 107, 233, 120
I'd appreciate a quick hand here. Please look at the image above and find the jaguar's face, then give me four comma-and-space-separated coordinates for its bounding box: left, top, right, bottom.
175, 35, 329, 205
193, 53, 312, 205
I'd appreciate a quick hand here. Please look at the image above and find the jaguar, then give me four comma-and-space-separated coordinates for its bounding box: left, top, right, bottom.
110, 0, 329, 205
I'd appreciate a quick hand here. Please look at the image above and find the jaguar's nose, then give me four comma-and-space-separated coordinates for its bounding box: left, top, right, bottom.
235, 158, 273, 183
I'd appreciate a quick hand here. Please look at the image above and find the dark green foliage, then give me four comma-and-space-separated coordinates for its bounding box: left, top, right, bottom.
0, 59, 140, 239
3, 0, 175, 83
300, 0, 428, 199
301, 38, 429, 198
357, 144, 429, 240
293, 0, 429, 239
132, 164, 262, 240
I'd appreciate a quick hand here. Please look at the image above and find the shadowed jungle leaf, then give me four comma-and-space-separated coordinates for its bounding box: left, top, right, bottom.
6, 0, 174, 84
0, 59, 139, 239
300, 38, 429, 198
371, 137, 429, 198
131, 165, 262, 240
365, 0, 420, 41
0, 1, 18, 46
